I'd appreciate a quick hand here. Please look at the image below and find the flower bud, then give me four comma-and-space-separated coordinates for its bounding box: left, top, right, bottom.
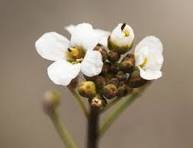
108, 78, 119, 86
119, 54, 135, 73
116, 71, 129, 81
102, 84, 118, 99
108, 23, 134, 54
94, 44, 108, 61
94, 76, 106, 89
117, 84, 128, 97
43, 90, 61, 114
107, 51, 120, 62
128, 68, 147, 88
89, 96, 107, 109
78, 81, 96, 98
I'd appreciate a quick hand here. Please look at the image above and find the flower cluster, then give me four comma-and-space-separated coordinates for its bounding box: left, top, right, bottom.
36, 23, 164, 108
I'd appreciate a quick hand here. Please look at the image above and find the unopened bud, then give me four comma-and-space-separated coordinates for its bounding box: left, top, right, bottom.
120, 54, 135, 73
128, 68, 147, 88
89, 96, 107, 109
116, 71, 129, 81
94, 76, 106, 89
107, 51, 120, 62
94, 44, 108, 61
108, 23, 134, 54
102, 84, 118, 99
78, 81, 96, 98
117, 84, 128, 97
43, 90, 61, 113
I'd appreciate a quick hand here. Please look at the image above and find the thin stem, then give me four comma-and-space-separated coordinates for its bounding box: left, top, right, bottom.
49, 110, 77, 148
87, 106, 100, 148
99, 86, 148, 137
68, 87, 89, 118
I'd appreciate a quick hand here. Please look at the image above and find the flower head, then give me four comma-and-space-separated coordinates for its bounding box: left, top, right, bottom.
35, 23, 109, 86
108, 23, 134, 53
134, 36, 164, 80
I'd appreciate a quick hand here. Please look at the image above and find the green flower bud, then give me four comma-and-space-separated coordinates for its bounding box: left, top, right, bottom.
116, 71, 129, 81
102, 84, 118, 99
117, 84, 128, 97
43, 90, 61, 113
94, 76, 106, 89
94, 44, 108, 61
107, 51, 120, 62
128, 68, 147, 88
120, 54, 135, 73
78, 81, 96, 98
89, 96, 107, 109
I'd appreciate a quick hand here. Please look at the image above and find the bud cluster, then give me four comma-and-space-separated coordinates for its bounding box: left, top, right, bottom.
77, 23, 148, 109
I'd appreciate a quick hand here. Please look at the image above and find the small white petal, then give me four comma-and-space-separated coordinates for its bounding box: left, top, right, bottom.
81, 50, 103, 77
135, 36, 164, 80
35, 32, 70, 61
139, 67, 162, 80
110, 23, 134, 48
66, 23, 109, 50
135, 36, 163, 54
47, 60, 81, 86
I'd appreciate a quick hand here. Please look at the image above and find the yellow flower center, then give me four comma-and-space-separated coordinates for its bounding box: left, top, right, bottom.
123, 29, 129, 37
67, 47, 85, 63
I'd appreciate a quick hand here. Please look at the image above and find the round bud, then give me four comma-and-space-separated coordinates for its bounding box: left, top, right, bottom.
43, 90, 61, 114
120, 54, 135, 73
107, 51, 120, 62
128, 68, 147, 88
94, 44, 108, 61
116, 71, 128, 81
117, 84, 128, 97
94, 76, 106, 89
89, 96, 107, 109
102, 84, 118, 99
78, 81, 96, 98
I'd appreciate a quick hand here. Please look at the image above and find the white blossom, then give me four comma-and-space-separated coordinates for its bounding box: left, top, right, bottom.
35, 23, 109, 86
109, 23, 134, 52
134, 36, 164, 80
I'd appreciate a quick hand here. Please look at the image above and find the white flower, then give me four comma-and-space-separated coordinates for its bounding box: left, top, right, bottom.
35, 23, 109, 86
134, 36, 164, 80
109, 23, 134, 53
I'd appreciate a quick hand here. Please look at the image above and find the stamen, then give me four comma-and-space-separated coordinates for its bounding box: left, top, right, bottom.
121, 23, 127, 30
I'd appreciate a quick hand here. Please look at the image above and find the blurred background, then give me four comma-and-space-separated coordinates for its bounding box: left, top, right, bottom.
0, 0, 193, 147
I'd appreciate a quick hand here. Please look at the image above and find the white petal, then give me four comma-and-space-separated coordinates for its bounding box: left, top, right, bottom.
35, 32, 70, 61
81, 50, 103, 77
135, 36, 163, 54
66, 23, 109, 50
138, 67, 162, 80
110, 23, 134, 48
47, 60, 81, 86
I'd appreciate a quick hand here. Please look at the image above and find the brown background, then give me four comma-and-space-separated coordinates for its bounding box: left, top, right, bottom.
0, 0, 193, 148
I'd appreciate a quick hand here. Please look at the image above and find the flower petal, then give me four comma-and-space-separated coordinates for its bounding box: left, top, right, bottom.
35, 32, 70, 61
47, 60, 81, 86
135, 36, 163, 54
66, 23, 109, 50
81, 50, 103, 77
138, 67, 162, 80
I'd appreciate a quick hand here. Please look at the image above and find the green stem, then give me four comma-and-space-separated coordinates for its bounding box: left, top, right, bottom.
68, 87, 89, 118
49, 110, 77, 148
99, 86, 147, 137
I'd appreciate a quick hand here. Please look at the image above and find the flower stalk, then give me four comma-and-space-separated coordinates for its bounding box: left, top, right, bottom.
87, 105, 100, 148
49, 110, 77, 148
